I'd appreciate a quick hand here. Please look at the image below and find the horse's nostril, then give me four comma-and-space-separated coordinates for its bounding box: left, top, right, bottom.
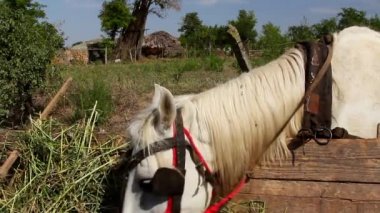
139, 179, 153, 192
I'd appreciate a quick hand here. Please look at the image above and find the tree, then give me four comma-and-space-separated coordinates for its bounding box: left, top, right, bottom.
369, 14, 380, 31
178, 12, 205, 49
2, 0, 45, 18
287, 18, 315, 42
212, 25, 229, 48
312, 18, 338, 38
114, 0, 180, 61
99, 0, 132, 40
257, 22, 289, 60
0, 1, 64, 124
337, 7, 368, 29
178, 13, 228, 53
287, 25, 315, 42
178, 12, 203, 37
229, 10, 258, 48
178, 12, 202, 48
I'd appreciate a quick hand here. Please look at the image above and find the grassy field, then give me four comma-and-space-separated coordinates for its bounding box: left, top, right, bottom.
57, 56, 241, 136
1, 54, 271, 212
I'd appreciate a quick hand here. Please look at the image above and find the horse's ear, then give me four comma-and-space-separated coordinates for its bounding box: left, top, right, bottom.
152, 84, 176, 130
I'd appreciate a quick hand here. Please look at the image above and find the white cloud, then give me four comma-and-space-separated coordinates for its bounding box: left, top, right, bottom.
64, 0, 103, 9
309, 7, 339, 15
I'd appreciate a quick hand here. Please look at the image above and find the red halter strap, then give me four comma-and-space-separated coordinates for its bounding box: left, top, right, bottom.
165, 125, 246, 213
185, 127, 247, 212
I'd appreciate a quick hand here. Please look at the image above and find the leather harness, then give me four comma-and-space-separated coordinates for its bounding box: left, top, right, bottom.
290, 35, 360, 151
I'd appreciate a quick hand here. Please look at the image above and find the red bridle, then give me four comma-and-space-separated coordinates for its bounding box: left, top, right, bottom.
126, 110, 246, 213
165, 124, 246, 213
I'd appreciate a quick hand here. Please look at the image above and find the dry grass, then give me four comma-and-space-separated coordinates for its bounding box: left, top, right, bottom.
222, 200, 266, 213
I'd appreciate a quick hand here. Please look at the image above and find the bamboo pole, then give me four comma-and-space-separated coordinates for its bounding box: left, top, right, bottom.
40, 77, 73, 120
0, 150, 19, 179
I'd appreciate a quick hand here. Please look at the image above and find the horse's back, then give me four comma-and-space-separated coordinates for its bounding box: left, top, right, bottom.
331, 26, 380, 138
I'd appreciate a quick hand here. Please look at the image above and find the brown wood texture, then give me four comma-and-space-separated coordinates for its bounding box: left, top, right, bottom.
40, 77, 73, 120
241, 179, 380, 202
227, 24, 253, 72
236, 194, 380, 213
250, 139, 380, 183
0, 150, 19, 179
236, 179, 380, 212
234, 139, 380, 212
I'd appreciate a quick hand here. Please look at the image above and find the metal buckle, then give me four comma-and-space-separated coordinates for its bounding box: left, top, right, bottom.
313, 127, 332, 145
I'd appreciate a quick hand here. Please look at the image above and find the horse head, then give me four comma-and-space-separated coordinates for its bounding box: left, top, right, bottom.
123, 84, 214, 213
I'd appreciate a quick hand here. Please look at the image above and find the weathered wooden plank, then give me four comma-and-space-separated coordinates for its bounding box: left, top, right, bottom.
235, 194, 380, 213
250, 139, 380, 183
235, 194, 321, 213
236, 194, 380, 213
240, 179, 380, 201
320, 199, 357, 213
357, 202, 380, 213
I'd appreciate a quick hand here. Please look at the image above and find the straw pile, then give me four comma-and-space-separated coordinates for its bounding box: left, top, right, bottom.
0, 105, 126, 212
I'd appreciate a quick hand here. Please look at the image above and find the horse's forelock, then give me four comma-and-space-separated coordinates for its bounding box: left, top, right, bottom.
128, 94, 195, 150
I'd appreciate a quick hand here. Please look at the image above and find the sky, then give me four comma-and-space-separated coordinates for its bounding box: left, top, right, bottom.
37, 0, 380, 46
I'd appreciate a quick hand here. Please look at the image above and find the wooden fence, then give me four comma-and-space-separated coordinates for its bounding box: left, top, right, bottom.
235, 138, 380, 213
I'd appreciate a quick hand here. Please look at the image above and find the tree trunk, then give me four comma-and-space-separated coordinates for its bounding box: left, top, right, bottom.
115, 0, 150, 61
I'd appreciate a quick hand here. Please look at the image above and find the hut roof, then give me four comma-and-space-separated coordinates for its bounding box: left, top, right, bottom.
143, 31, 181, 48
142, 31, 184, 57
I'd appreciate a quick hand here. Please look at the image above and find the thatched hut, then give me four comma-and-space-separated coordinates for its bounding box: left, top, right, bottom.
142, 31, 184, 58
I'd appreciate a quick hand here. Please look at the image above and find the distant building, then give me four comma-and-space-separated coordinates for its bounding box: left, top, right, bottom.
53, 39, 106, 65
53, 32, 185, 64
142, 31, 184, 58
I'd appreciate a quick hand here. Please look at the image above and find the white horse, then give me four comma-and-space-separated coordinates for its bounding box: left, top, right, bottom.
123, 26, 380, 213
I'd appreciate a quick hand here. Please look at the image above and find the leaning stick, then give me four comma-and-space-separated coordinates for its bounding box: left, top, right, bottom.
40, 77, 73, 120
0, 78, 73, 179
0, 150, 19, 179
227, 24, 253, 73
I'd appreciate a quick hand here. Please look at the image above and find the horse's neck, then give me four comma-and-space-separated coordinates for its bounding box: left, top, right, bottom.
191, 49, 306, 193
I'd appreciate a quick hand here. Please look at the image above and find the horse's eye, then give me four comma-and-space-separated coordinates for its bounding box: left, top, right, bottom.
139, 179, 153, 192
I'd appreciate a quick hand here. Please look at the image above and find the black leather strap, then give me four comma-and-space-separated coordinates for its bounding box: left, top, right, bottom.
126, 110, 205, 213
126, 138, 177, 171
172, 108, 187, 213
175, 108, 186, 172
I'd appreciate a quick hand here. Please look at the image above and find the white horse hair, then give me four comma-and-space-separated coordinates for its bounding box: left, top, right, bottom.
123, 26, 380, 212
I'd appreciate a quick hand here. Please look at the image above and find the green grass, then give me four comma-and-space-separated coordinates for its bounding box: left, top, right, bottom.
70, 76, 113, 124
54, 57, 239, 128
0, 105, 125, 212
63, 56, 235, 93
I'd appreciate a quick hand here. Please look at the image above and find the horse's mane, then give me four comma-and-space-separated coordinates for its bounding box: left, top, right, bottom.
192, 48, 306, 194
128, 48, 306, 195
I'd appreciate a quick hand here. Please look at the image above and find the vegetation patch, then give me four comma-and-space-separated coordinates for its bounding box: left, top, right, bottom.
0, 105, 125, 212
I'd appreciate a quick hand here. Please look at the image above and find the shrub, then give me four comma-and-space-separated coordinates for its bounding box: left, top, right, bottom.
203, 54, 224, 72
0, 2, 64, 125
